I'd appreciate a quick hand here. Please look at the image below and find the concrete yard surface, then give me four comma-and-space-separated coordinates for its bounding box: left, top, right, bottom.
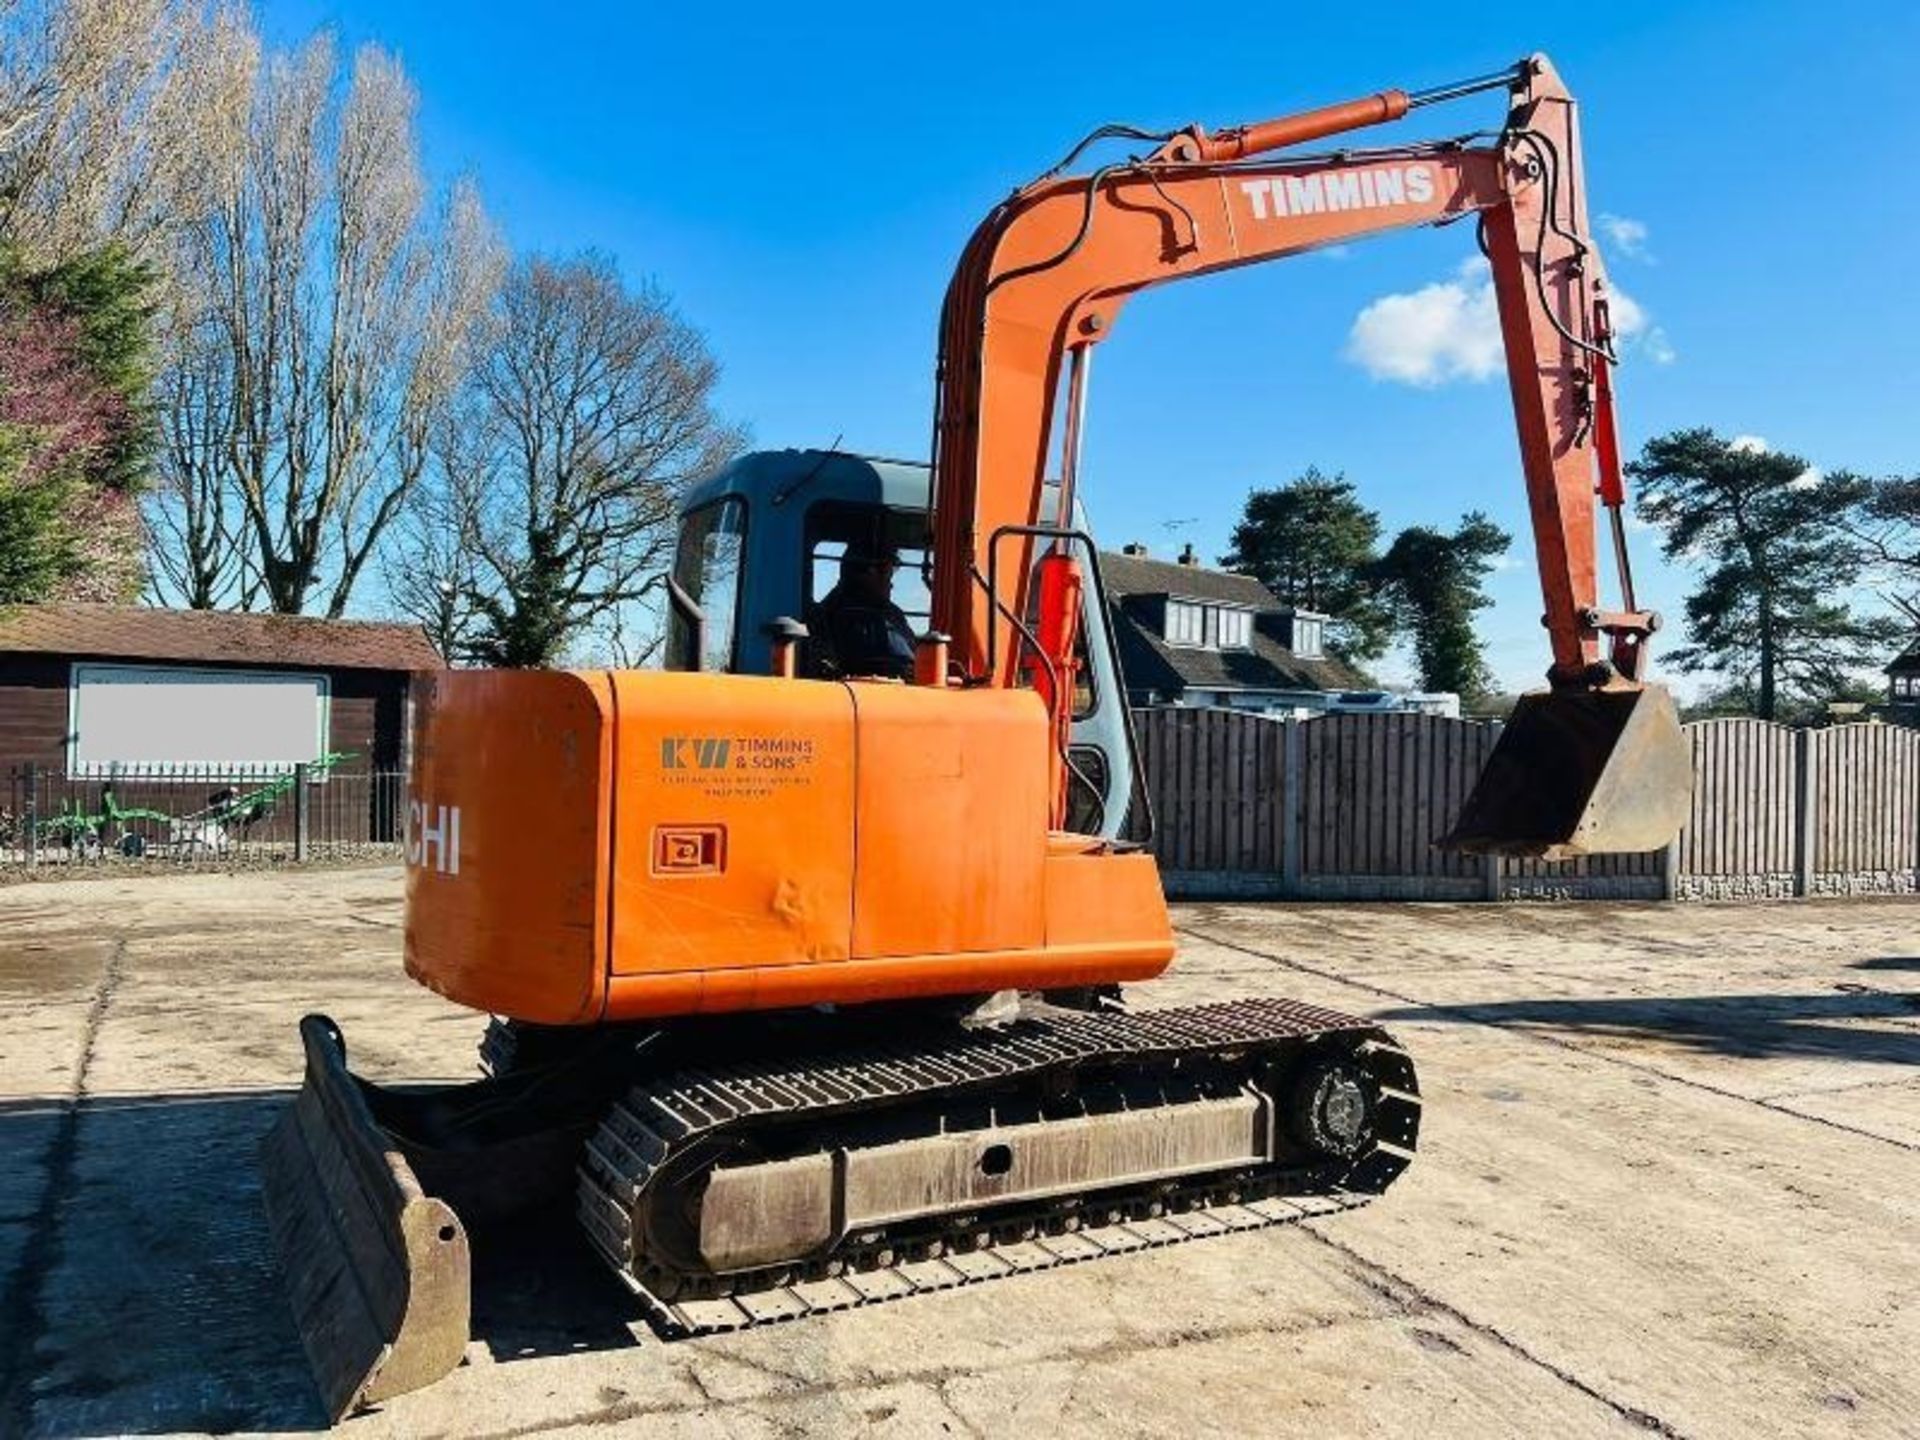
0, 867, 1915, 1438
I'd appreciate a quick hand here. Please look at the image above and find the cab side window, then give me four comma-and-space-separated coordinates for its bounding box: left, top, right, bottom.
665, 497, 748, 672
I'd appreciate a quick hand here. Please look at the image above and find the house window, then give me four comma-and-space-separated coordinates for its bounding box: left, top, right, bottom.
1292, 616, 1324, 660
1165, 601, 1204, 646
1163, 600, 1250, 650
68, 664, 330, 776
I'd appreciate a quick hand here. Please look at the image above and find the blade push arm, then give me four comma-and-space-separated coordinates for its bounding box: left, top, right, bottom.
928, 55, 1651, 717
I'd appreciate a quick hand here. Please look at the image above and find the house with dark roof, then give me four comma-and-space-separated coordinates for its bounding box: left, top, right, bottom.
1882, 640, 1920, 723
1100, 544, 1365, 713
0, 602, 438, 777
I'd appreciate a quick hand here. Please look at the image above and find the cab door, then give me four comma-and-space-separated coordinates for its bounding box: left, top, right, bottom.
664, 495, 748, 673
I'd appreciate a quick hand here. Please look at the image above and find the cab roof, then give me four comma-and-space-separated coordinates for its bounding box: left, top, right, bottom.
679, 450, 933, 516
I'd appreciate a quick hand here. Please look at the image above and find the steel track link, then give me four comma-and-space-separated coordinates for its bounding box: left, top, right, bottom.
575, 998, 1419, 1337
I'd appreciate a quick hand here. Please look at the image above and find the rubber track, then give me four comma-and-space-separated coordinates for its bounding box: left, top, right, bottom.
575, 997, 1419, 1336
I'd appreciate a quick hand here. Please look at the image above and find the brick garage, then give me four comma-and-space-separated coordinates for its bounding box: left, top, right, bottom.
0, 603, 437, 776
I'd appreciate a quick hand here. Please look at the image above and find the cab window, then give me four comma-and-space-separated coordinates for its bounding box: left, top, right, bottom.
802, 502, 933, 678
666, 497, 747, 672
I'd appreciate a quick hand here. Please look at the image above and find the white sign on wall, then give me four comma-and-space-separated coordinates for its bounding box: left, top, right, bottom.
68, 664, 331, 774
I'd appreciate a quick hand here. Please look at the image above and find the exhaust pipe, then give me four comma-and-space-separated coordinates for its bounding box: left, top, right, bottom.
1442, 683, 1691, 860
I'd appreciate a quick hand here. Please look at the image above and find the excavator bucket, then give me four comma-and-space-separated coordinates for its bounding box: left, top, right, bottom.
1442, 683, 1691, 859
260, 1015, 470, 1422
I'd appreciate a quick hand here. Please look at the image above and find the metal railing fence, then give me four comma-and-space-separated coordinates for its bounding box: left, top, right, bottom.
2, 763, 405, 869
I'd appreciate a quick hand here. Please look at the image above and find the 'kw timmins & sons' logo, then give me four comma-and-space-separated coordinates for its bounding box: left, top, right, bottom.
659, 734, 816, 779
661, 736, 732, 770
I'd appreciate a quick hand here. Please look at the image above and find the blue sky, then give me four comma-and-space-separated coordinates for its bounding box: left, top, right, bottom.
266, 0, 1919, 692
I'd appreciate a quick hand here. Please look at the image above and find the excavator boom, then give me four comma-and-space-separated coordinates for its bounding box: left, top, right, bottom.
929, 54, 1688, 855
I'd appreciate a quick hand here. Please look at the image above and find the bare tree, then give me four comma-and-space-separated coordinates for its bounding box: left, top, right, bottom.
145, 312, 256, 606
0, 6, 503, 616
380, 478, 479, 658
598, 599, 667, 668
0, 0, 229, 269
0, 0, 247, 603
424, 254, 743, 668
139, 9, 262, 607
153, 33, 501, 616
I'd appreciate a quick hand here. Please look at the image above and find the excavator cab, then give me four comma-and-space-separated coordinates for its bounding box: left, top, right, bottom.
663, 449, 1139, 838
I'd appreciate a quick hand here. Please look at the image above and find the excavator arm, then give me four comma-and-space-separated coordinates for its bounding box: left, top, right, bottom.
928, 55, 1689, 857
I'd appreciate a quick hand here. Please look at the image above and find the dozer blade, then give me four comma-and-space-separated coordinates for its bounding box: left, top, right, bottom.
260, 1015, 470, 1422
1442, 683, 1691, 859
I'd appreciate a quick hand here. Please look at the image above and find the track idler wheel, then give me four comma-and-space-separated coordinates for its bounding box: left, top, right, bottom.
1283, 1060, 1378, 1160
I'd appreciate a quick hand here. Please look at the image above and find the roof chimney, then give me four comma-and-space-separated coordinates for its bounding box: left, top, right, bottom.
1178, 543, 1198, 566
1121, 541, 1148, 556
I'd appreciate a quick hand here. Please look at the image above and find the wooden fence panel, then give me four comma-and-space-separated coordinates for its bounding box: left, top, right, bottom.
1130, 705, 1919, 900
1676, 718, 1798, 880
1130, 708, 1284, 874
1301, 713, 1496, 878
1809, 723, 1920, 878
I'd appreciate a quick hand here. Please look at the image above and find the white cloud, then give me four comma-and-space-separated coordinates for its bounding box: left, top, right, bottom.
1607, 284, 1646, 335
1599, 213, 1651, 260
1788, 465, 1823, 491
1729, 434, 1769, 453
1346, 258, 1676, 384
1605, 283, 1676, 365
1343, 258, 1502, 386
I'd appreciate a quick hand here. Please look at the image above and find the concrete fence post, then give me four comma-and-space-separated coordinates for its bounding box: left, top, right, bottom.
1482, 721, 1505, 901
1793, 728, 1816, 898
294, 763, 311, 862
1281, 717, 1304, 897
1661, 840, 1681, 901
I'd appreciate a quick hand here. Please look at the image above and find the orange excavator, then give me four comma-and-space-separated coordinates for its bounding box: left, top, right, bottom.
263, 54, 1690, 1419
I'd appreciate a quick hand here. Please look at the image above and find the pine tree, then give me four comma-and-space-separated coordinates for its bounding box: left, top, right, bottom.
1372, 512, 1511, 701
1222, 467, 1393, 663
1629, 428, 1896, 720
